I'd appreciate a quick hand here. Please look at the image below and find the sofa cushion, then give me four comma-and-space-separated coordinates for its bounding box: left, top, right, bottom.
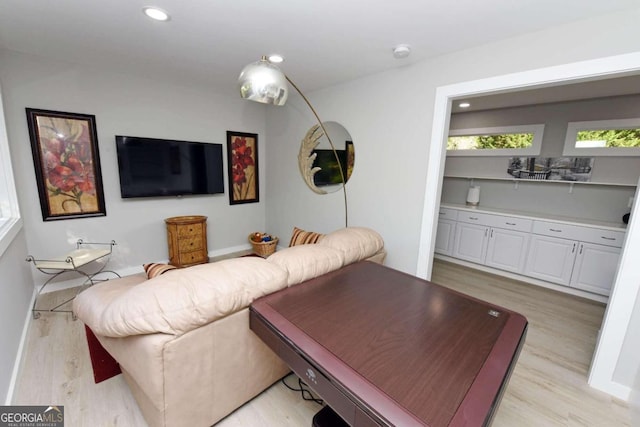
73, 273, 147, 326
288, 226, 324, 247
75, 257, 289, 337
267, 244, 344, 286
318, 227, 384, 265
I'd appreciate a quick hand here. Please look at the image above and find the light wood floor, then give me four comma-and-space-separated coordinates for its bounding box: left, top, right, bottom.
12, 260, 630, 426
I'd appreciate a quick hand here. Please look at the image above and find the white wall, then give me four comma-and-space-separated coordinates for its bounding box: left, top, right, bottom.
441, 83, 640, 225
447, 94, 640, 184
441, 177, 635, 224
615, 289, 640, 386
0, 81, 33, 403
265, 7, 640, 272
0, 229, 32, 404
0, 49, 268, 279
264, 6, 640, 395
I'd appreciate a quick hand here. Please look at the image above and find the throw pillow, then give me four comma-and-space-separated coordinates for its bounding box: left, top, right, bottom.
288, 226, 324, 247
143, 263, 177, 279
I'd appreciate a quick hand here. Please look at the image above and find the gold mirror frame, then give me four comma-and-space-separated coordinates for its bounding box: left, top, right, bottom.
298, 122, 353, 194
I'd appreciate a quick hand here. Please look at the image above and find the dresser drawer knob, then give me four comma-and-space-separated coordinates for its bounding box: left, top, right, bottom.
506, 222, 516, 226
549, 228, 562, 232
601, 236, 615, 241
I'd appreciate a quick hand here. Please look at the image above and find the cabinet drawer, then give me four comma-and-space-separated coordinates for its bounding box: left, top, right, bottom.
485, 215, 532, 233
532, 221, 625, 247
178, 236, 204, 251
572, 228, 625, 248
457, 211, 532, 232
179, 250, 207, 265
438, 207, 458, 221
177, 223, 205, 238
456, 211, 494, 226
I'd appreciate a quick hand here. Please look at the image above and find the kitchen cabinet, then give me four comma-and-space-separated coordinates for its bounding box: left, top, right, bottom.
453, 210, 532, 273
524, 234, 577, 285
570, 242, 621, 295
435, 208, 458, 256
435, 220, 456, 256
525, 220, 624, 293
485, 228, 530, 274
435, 204, 626, 299
453, 222, 489, 264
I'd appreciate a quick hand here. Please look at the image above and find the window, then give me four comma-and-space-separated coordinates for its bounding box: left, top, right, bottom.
447, 124, 544, 157
0, 84, 22, 258
563, 118, 640, 156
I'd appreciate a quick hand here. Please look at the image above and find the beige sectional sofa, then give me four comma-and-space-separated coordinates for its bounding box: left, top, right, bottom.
73, 227, 385, 427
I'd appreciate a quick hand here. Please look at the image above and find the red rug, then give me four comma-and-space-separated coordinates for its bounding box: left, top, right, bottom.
84, 326, 121, 383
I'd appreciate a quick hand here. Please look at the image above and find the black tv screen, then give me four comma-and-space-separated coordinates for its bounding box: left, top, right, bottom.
115, 135, 224, 198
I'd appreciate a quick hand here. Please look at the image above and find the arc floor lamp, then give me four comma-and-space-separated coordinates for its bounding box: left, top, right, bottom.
237, 56, 349, 227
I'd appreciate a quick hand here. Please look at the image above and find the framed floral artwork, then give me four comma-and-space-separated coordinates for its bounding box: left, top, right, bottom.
26, 108, 106, 221
226, 131, 259, 205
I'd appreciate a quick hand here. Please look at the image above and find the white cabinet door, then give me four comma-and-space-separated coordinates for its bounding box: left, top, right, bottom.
435, 220, 456, 256
486, 228, 530, 274
453, 222, 489, 264
570, 243, 621, 296
524, 234, 577, 285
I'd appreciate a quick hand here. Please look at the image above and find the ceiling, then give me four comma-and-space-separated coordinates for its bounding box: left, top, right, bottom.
451, 74, 640, 113
1, 0, 639, 98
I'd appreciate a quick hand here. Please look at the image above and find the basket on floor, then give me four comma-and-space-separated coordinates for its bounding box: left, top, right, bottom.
248, 233, 278, 257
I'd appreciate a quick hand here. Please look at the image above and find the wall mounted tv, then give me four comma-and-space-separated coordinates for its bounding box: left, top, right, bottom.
115, 135, 225, 198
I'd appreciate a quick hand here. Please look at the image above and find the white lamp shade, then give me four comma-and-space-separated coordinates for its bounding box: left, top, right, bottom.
238, 59, 288, 106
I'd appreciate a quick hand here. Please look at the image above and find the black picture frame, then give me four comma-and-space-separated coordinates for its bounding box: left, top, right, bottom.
26, 108, 106, 221
226, 131, 259, 205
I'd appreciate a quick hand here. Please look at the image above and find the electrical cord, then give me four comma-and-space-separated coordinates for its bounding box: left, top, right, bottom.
281, 373, 324, 405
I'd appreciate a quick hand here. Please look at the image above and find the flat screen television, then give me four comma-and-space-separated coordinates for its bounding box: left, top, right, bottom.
115, 135, 224, 198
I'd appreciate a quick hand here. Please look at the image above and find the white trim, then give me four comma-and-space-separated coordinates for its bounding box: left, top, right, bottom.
563, 118, 640, 156
0, 217, 22, 259
208, 244, 252, 259
417, 51, 640, 400
434, 254, 608, 303
588, 174, 640, 400
5, 287, 37, 405
447, 124, 544, 157
0, 83, 22, 258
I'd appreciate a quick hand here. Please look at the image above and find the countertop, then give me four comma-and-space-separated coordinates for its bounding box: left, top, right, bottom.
441, 203, 627, 231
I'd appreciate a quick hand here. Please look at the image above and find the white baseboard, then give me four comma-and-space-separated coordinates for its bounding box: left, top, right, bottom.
209, 244, 252, 259
589, 377, 632, 401
5, 286, 37, 405
434, 254, 608, 303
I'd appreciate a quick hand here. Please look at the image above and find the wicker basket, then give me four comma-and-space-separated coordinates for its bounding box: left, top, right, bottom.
248, 233, 278, 257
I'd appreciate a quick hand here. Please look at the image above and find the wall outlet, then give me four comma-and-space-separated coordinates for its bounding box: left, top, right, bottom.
629, 197, 635, 209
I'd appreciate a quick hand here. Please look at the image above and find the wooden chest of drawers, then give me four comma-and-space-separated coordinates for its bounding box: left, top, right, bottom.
165, 215, 208, 267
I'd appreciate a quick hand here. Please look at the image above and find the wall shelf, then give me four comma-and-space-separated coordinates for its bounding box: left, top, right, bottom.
444, 175, 637, 189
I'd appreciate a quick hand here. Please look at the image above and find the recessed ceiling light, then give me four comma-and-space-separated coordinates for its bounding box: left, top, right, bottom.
459, 102, 471, 108
143, 6, 170, 21
267, 54, 284, 64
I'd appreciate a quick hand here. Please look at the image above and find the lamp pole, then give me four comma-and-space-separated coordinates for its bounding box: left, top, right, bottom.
238, 56, 349, 228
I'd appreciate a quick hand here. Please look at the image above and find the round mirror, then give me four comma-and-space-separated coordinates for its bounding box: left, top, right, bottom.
298, 121, 354, 194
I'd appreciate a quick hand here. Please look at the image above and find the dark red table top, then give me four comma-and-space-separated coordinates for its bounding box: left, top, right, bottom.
251, 261, 527, 426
